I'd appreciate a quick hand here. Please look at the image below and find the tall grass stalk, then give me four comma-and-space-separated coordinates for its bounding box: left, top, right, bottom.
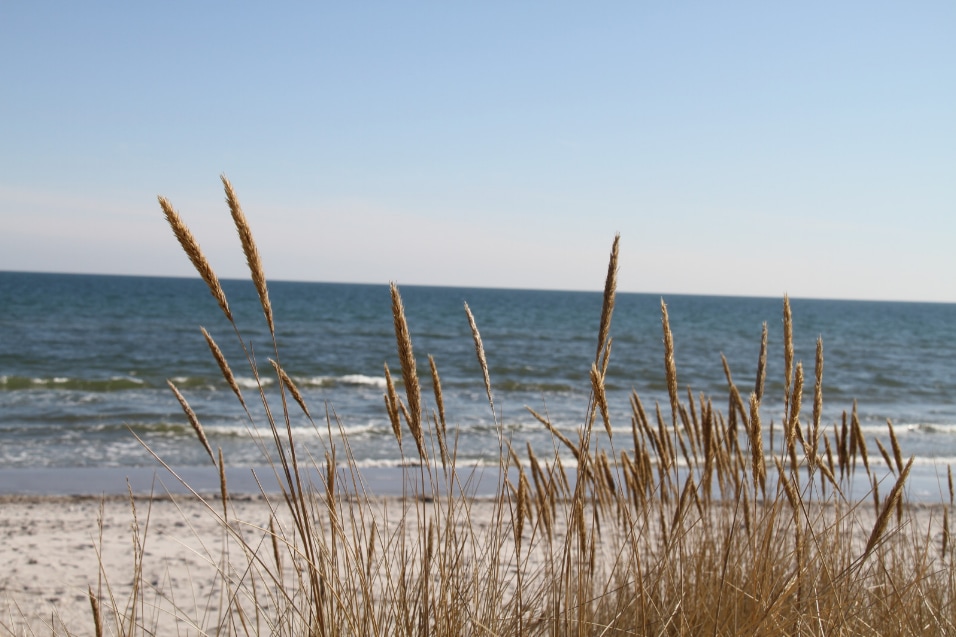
82, 181, 956, 636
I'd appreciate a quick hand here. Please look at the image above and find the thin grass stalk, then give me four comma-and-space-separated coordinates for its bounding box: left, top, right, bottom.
675, 419, 694, 475
887, 420, 905, 475
755, 322, 768, 402
817, 460, 842, 498
527, 406, 581, 463
863, 457, 914, 559
390, 284, 425, 462
687, 387, 702, 453
201, 326, 247, 410
595, 234, 620, 366
943, 508, 950, 557
791, 361, 805, 444
527, 444, 554, 539
631, 390, 651, 434
853, 408, 870, 477
875, 438, 895, 476
811, 336, 824, 467
824, 435, 837, 480
783, 294, 794, 419
786, 362, 804, 475
678, 403, 700, 475
848, 402, 861, 475
715, 421, 734, 499
886, 420, 907, 523
654, 403, 676, 498
270, 359, 311, 419
948, 465, 954, 508
158, 196, 232, 321
464, 302, 495, 423
428, 357, 451, 472
125, 483, 142, 635
590, 362, 612, 440
167, 379, 215, 465
428, 355, 446, 436
384, 363, 402, 448
836, 415, 849, 481
221, 175, 273, 335
88, 586, 103, 637
771, 460, 804, 610
749, 393, 766, 495
270, 417, 321, 623
871, 473, 881, 517
325, 449, 338, 576
721, 354, 750, 433
700, 397, 716, 501
218, 447, 228, 521
268, 516, 283, 583
661, 300, 680, 430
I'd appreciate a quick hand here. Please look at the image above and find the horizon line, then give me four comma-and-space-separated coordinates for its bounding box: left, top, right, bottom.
2, 268, 953, 306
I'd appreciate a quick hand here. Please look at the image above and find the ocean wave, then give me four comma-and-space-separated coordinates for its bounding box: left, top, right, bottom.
199, 421, 391, 439
233, 376, 276, 389
340, 374, 388, 388
846, 454, 956, 469
167, 375, 229, 390
899, 423, 956, 435
851, 422, 956, 436
0, 375, 148, 392
294, 374, 387, 389
344, 456, 549, 470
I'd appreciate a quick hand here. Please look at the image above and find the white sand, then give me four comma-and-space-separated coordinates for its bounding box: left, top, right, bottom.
1, 494, 292, 635
1, 490, 949, 636
0, 492, 513, 636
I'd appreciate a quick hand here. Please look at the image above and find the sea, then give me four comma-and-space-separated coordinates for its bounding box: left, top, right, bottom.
1, 271, 954, 500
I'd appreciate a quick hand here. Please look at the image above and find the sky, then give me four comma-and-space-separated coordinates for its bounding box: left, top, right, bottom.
1, 3, 954, 302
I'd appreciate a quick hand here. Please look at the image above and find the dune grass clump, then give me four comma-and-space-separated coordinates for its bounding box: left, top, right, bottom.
87, 177, 955, 635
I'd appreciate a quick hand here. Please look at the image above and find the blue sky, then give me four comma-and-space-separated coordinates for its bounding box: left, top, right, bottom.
2, 3, 953, 301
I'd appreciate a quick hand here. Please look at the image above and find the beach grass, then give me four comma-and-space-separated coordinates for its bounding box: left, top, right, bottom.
10, 177, 954, 635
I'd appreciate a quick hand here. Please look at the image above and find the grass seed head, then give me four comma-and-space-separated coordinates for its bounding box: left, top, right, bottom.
159, 196, 232, 322
221, 175, 273, 334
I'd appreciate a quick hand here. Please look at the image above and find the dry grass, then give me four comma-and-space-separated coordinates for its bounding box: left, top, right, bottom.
35, 180, 956, 635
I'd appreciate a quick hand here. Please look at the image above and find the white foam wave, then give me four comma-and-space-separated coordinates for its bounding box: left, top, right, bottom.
202, 424, 324, 439
908, 456, 956, 467
234, 376, 275, 389
340, 374, 387, 388
295, 374, 387, 389
899, 423, 956, 435
347, 458, 415, 469
112, 375, 144, 384
346, 457, 516, 470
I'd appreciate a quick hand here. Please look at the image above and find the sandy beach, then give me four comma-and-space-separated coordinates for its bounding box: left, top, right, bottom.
2, 494, 230, 635
0, 491, 522, 636
2, 487, 951, 636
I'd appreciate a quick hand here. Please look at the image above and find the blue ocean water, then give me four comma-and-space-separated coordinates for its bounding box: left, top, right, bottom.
1, 271, 954, 495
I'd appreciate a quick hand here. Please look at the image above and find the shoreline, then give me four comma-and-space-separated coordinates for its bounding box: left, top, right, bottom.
0, 461, 953, 502
3, 457, 955, 635
0, 465, 507, 499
